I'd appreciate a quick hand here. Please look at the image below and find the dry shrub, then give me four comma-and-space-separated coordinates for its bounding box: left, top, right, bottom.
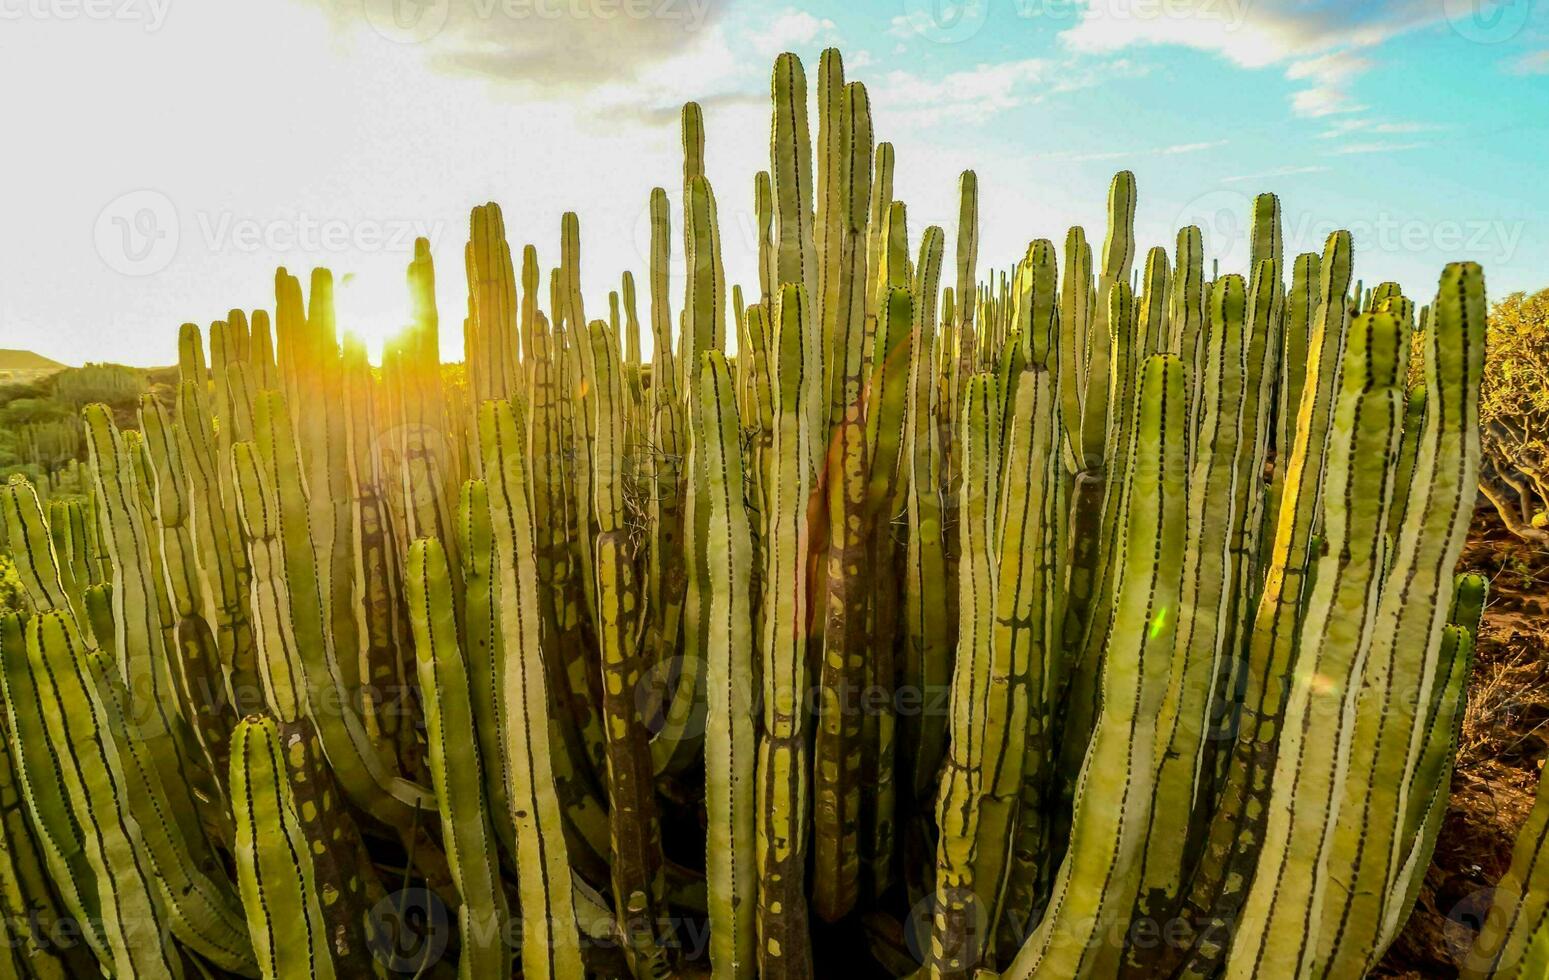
1479, 288, 1549, 543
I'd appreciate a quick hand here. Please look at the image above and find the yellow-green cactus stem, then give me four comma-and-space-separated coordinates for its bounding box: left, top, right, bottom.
1003, 354, 1187, 980
230, 715, 338, 980
479, 398, 587, 979
755, 283, 818, 977
697, 350, 758, 978
407, 537, 510, 979
1227, 309, 1408, 975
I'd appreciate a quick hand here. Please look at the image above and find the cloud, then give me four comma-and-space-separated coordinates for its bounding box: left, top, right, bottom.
1285, 49, 1372, 117
886, 11, 924, 40
303, 2, 869, 128
590, 88, 765, 125
872, 58, 1054, 126
308, 0, 728, 96
1307, 116, 1440, 155
1160, 139, 1230, 155
1316, 118, 1441, 139
1328, 140, 1428, 155
1291, 86, 1365, 117
1059, 0, 1444, 116
1029, 138, 1227, 163
1506, 49, 1549, 75
1061, 0, 1437, 65
751, 9, 837, 57
1034, 147, 1129, 163
872, 56, 1147, 128
886, 4, 979, 43
1221, 164, 1331, 184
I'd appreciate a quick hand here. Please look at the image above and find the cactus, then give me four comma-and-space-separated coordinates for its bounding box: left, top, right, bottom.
479, 397, 588, 978
230, 715, 338, 980
1462, 700, 1549, 980
1227, 308, 1409, 972
697, 350, 758, 977
0, 45, 1494, 980
1004, 354, 1189, 979
407, 537, 510, 979
755, 282, 819, 977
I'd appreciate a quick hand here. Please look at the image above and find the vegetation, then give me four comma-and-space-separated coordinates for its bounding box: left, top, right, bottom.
1479, 288, 1549, 543
0, 364, 147, 505
0, 46, 1540, 980
52, 362, 148, 409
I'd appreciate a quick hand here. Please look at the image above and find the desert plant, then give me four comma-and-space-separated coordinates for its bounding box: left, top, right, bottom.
53, 362, 146, 409
1478, 287, 1549, 542
0, 47, 1491, 980
1461, 736, 1549, 980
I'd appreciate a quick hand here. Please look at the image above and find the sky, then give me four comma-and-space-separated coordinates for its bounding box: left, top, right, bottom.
0, 0, 1545, 366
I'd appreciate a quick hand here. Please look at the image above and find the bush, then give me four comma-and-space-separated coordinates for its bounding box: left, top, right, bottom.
54, 362, 146, 409
1480, 287, 1549, 542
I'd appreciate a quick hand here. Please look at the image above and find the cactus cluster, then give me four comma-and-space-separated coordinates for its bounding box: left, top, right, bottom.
0, 47, 1516, 979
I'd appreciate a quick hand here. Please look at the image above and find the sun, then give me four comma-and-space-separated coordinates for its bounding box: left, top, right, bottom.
323, 244, 461, 365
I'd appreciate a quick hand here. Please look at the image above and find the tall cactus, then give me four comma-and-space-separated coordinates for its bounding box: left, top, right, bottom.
1005, 354, 1188, 979
756, 283, 818, 977
407, 537, 510, 979
697, 351, 758, 978
1227, 309, 1409, 973
479, 398, 587, 979
0, 46, 1496, 980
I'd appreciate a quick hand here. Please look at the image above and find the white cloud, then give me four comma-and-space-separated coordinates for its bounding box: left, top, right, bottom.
1291, 87, 1366, 118
1062, 0, 1270, 65
751, 9, 838, 57
1059, 0, 1444, 117
872, 58, 1054, 126
1160, 139, 1229, 155
1032, 148, 1130, 163
1285, 50, 1372, 117
1506, 49, 1549, 75
1221, 164, 1331, 184
886, 4, 979, 43
1329, 141, 1428, 155
1061, 0, 1437, 64
1286, 50, 1372, 83
886, 12, 922, 40
872, 56, 1146, 128
1028, 138, 1226, 163
1317, 118, 1441, 139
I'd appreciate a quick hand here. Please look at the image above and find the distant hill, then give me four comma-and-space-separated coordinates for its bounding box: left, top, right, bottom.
0, 350, 65, 372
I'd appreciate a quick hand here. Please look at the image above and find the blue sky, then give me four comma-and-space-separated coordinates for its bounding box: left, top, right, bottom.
1, 0, 1545, 364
